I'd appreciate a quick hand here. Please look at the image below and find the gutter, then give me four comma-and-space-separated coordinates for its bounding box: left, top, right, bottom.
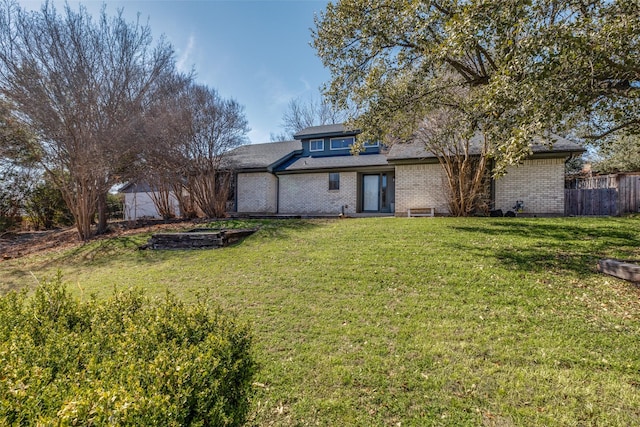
275, 174, 280, 214
267, 149, 304, 173
267, 150, 302, 214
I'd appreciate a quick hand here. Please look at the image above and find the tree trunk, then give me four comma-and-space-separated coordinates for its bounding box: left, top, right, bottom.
97, 191, 108, 235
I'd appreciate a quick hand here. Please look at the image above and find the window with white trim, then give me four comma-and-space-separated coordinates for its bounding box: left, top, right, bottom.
309, 139, 324, 152
330, 136, 354, 150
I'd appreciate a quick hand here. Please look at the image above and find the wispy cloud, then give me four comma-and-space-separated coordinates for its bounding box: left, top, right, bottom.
254, 67, 295, 108
176, 34, 196, 73
298, 77, 312, 92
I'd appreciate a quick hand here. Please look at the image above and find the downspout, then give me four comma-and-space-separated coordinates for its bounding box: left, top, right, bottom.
234, 172, 238, 213
268, 148, 302, 214
268, 165, 279, 214
275, 174, 280, 214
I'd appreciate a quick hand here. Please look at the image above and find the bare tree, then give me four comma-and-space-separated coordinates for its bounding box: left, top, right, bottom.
133, 73, 193, 219
414, 109, 491, 217
181, 85, 249, 218
273, 95, 347, 141
140, 82, 249, 219
0, 1, 178, 239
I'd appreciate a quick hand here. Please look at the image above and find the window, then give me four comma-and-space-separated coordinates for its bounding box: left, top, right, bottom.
330, 136, 354, 150
364, 140, 379, 148
329, 173, 340, 190
309, 139, 324, 152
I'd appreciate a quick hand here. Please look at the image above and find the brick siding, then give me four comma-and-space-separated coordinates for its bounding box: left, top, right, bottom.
494, 158, 565, 215
236, 158, 566, 216
279, 172, 357, 214
395, 158, 566, 216
394, 163, 450, 216
237, 172, 278, 213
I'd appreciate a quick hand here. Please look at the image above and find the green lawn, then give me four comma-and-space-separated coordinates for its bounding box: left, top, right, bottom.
2, 217, 640, 426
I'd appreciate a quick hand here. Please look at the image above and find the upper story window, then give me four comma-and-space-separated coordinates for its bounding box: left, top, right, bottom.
309, 139, 324, 152
330, 136, 354, 150
363, 140, 379, 148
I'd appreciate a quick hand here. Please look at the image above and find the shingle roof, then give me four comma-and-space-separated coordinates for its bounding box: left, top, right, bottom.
118, 181, 153, 193
279, 153, 389, 172
225, 140, 302, 170
293, 124, 360, 139
387, 133, 585, 161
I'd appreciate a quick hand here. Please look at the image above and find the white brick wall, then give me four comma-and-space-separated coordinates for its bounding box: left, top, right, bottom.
494, 158, 565, 215
279, 172, 357, 214
237, 172, 278, 213
394, 163, 450, 215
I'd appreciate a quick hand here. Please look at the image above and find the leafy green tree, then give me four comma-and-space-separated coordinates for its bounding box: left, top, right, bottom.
0, 188, 21, 231
313, 0, 639, 169
591, 135, 640, 173
565, 154, 586, 176
23, 180, 73, 230
0, 99, 39, 231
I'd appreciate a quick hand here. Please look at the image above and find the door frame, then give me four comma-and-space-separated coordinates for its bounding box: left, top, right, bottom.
358, 172, 395, 213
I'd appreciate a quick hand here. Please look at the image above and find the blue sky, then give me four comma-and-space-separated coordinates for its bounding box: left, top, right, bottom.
18, 0, 332, 143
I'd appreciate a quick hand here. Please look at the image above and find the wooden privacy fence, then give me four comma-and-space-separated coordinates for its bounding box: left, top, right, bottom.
565, 188, 618, 216
565, 173, 640, 216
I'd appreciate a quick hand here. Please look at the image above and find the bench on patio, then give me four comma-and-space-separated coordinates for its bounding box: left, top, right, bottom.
407, 207, 435, 217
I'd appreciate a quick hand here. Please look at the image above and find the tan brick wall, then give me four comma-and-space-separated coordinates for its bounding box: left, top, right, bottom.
237, 172, 278, 213
279, 172, 357, 214
394, 163, 450, 215
494, 158, 565, 215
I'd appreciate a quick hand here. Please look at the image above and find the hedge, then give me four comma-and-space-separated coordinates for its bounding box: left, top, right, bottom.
0, 273, 257, 426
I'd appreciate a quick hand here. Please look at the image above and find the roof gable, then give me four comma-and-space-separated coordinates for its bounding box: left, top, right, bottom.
293, 124, 360, 140
225, 140, 302, 170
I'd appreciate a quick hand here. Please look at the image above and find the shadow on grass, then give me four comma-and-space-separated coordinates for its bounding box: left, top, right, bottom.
203, 218, 328, 241
48, 235, 148, 266
43, 219, 326, 267
0, 276, 35, 294
449, 218, 640, 277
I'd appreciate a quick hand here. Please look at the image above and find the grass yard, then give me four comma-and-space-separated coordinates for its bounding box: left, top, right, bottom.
1, 216, 640, 426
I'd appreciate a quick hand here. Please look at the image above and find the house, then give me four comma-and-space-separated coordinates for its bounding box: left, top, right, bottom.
386, 133, 586, 216
231, 124, 584, 217
232, 125, 393, 216
119, 181, 181, 220
122, 124, 584, 219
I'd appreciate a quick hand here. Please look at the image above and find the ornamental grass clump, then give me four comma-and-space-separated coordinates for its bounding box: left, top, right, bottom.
0, 273, 256, 426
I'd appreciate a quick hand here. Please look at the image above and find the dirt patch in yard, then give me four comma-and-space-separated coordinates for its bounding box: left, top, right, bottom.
0, 219, 205, 260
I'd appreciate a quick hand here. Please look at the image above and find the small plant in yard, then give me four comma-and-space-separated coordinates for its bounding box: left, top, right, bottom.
0, 272, 257, 426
